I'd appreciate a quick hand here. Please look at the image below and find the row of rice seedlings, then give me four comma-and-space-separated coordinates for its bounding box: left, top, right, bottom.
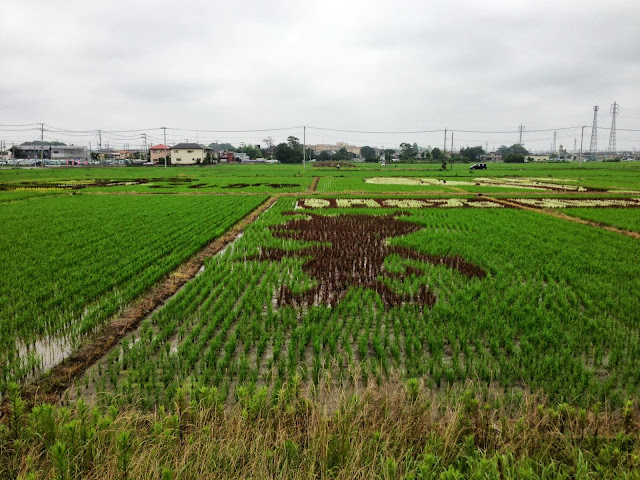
78, 198, 640, 408
1, 195, 268, 391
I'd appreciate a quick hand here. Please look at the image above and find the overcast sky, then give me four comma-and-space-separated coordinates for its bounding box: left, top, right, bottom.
2, 0, 640, 152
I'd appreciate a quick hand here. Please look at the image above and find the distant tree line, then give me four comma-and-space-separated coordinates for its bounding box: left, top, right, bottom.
497, 144, 530, 163
205, 139, 530, 165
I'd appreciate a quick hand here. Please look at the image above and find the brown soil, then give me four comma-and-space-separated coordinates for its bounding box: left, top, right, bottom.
3, 196, 278, 412
0, 177, 199, 191
0, 179, 150, 190
248, 213, 486, 309
308, 177, 320, 192
488, 197, 640, 239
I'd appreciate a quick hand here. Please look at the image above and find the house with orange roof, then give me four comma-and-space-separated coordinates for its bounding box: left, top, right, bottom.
150, 144, 171, 164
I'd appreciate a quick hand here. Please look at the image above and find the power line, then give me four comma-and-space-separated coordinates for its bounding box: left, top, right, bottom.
168, 126, 302, 133
307, 126, 443, 134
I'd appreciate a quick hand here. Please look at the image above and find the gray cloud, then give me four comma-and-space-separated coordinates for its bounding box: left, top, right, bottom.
1, 0, 639, 151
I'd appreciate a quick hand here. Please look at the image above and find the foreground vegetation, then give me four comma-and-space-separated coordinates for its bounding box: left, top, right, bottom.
3, 380, 640, 479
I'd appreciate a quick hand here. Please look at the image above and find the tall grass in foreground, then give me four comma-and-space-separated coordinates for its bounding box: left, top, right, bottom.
2, 378, 638, 479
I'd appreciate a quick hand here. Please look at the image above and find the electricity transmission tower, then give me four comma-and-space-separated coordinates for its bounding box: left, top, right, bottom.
518, 124, 524, 145
607, 101, 618, 155
552, 131, 557, 153
589, 106, 599, 160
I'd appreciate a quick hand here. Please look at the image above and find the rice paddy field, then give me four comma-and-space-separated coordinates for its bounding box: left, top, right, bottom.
1, 161, 640, 479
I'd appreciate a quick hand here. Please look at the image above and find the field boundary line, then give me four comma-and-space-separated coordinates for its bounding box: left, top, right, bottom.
3, 195, 280, 412
307, 177, 320, 192
487, 197, 640, 239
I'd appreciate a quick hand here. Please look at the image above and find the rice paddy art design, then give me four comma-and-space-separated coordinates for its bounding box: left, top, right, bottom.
249, 213, 486, 309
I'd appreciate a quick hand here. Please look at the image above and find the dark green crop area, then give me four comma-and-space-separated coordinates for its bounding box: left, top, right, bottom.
0, 194, 267, 389
78, 197, 640, 408
564, 207, 640, 233
2, 160, 640, 195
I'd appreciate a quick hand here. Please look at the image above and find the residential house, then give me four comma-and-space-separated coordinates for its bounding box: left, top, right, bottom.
485, 152, 503, 162
526, 154, 550, 162
220, 151, 242, 163
150, 144, 171, 164
170, 143, 211, 165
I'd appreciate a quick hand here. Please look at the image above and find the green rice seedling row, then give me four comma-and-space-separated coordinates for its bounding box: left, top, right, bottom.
563, 207, 640, 233
77, 197, 640, 409
0, 194, 267, 390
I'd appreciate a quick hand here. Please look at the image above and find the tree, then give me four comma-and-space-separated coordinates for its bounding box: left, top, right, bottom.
208, 142, 235, 152
496, 144, 529, 162
383, 149, 395, 161
459, 146, 485, 163
360, 145, 377, 162
431, 147, 444, 161
333, 147, 350, 161
274, 136, 304, 163
22, 140, 66, 146
508, 144, 529, 156
262, 136, 275, 158
504, 153, 525, 163
274, 143, 294, 163
240, 144, 261, 159
317, 150, 332, 162
399, 142, 418, 162
498, 144, 529, 156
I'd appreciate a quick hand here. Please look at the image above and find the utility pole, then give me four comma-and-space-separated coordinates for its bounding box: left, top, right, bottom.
97, 130, 102, 165
518, 124, 525, 145
443, 128, 447, 166
163, 126, 167, 168
608, 101, 618, 156
303, 126, 306, 168
589, 106, 598, 160
450, 131, 454, 170
579, 125, 586, 168
40, 123, 44, 167
142, 133, 147, 161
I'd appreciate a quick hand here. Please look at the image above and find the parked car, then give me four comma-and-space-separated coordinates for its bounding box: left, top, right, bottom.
469, 163, 487, 170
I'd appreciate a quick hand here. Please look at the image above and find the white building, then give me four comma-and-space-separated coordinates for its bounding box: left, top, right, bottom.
170, 143, 211, 165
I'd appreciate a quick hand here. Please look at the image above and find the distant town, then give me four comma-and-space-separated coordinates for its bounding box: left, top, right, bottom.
1, 137, 637, 167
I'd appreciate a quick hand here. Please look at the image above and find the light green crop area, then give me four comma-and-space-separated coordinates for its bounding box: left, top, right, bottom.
0, 194, 267, 388
81, 197, 640, 408
564, 207, 640, 232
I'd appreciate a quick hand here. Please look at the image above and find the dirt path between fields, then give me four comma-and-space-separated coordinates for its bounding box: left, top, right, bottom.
3, 196, 280, 412
307, 177, 320, 192
487, 197, 640, 239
